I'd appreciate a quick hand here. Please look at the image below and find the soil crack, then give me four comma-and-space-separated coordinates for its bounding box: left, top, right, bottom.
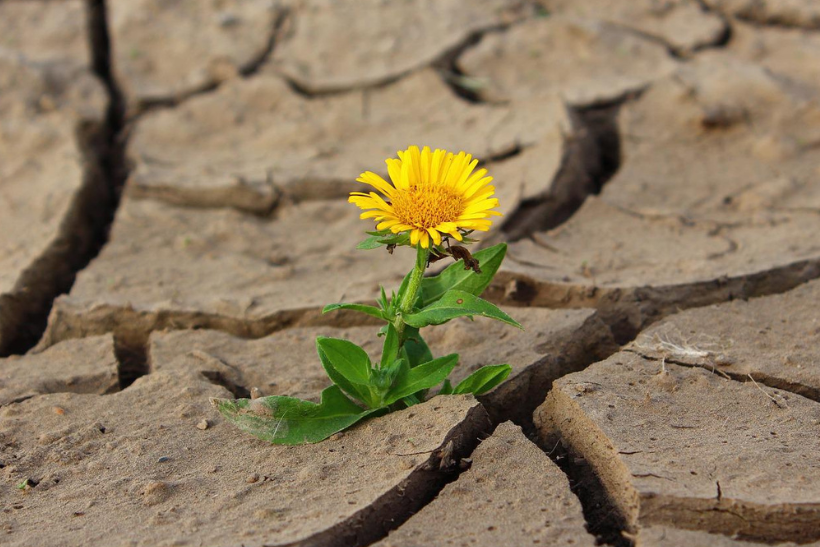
624, 348, 820, 404
0, 0, 128, 357
135, 6, 290, 116
292, 405, 493, 547
500, 101, 623, 241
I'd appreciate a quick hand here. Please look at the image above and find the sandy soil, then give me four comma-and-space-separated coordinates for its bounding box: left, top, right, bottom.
2, 0, 820, 545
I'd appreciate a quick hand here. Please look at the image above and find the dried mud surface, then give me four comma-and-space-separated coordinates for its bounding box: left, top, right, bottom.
373, 422, 597, 547
0, 5, 111, 354
4, 0, 820, 545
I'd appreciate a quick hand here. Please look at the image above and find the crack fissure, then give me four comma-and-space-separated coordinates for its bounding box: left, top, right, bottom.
536, 425, 635, 547
292, 405, 494, 547
280, 4, 544, 102
487, 253, 820, 344
605, 16, 732, 60
624, 349, 820, 404
500, 101, 623, 241
0, 0, 128, 357
434, 24, 512, 104
40, 302, 384, 388
134, 7, 290, 117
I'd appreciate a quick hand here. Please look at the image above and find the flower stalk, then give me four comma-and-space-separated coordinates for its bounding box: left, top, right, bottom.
393, 245, 430, 348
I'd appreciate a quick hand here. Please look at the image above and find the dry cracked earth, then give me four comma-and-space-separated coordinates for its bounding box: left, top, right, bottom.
2, 0, 820, 546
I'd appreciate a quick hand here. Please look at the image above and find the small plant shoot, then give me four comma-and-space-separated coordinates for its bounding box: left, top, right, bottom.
213, 146, 521, 444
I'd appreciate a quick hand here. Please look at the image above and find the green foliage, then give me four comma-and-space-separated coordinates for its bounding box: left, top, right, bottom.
403, 290, 522, 329
321, 303, 386, 320
382, 354, 459, 406
211, 386, 381, 445
420, 244, 506, 307
216, 240, 521, 445
317, 337, 380, 408
452, 364, 512, 396
402, 326, 433, 368
357, 229, 411, 250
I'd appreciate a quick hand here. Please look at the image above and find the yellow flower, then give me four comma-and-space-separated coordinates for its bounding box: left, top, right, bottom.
349, 146, 501, 248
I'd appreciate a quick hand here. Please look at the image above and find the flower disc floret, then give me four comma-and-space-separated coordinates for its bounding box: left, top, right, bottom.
349, 145, 501, 248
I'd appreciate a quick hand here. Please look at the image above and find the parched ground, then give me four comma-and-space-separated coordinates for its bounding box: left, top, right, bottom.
2, 1, 820, 546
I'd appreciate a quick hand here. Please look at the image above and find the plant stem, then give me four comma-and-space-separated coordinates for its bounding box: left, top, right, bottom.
394, 244, 430, 343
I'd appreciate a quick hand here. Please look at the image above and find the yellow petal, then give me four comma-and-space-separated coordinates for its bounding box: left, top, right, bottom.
465, 186, 496, 205
368, 192, 395, 212
386, 158, 403, 187
419, 230, 430, 248
357, 171, 395, 197
350, 196, 380, 209
407, 145, 421, 187
439, 152, 455, 185
377, 219, 402, 230
463, 176, 494, 199
430, 148, 445, 184
444, 152, 467, 187
455, 158, 479, 189
400, 151, 412, 190
462, 200, 499, 216
459, 168, 488, 191
420, 146, 432, 185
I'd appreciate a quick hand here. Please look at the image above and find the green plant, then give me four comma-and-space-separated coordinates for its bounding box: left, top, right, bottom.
213, 146, 520, 444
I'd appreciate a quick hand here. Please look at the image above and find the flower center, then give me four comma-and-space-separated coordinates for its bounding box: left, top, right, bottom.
391, 184, 464, 229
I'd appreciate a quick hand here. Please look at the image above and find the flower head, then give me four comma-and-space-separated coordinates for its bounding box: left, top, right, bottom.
349, 146, 500, 248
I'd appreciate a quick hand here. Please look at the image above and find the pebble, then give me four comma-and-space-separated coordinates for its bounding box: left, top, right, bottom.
53, 407, 65, 415
157, 456, 170, 463
196, 419, 209, 430
246, 473, 260, 484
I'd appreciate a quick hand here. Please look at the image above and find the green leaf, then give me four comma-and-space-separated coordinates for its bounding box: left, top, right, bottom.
212, 385, 380, 445
374, 357, 404, 393
403, 290, 523, 330
380, 323, 400, 370
377, 286, 389, 311
439, 379, 454, 395
420, 243, 507, 307
357, 231, 411, 250
402, 326, 433, 368
357, 235, 386, 250
316, 337, 378, 408
380, 232, 411, 246
452, 364, 512, 396
322, 303, 386, 321
384, 354, 459, 406
401, 393, 423, 407
393, 269, 416, 312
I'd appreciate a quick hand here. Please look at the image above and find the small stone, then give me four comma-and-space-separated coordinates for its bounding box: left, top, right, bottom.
573, 382, 597, 393
53, 407, 65, 415
246, 473, 260, 484
196, 419, 209, 430
217, 11, 239, 27
157, 456, 170, 463
249, 387, 263, 400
